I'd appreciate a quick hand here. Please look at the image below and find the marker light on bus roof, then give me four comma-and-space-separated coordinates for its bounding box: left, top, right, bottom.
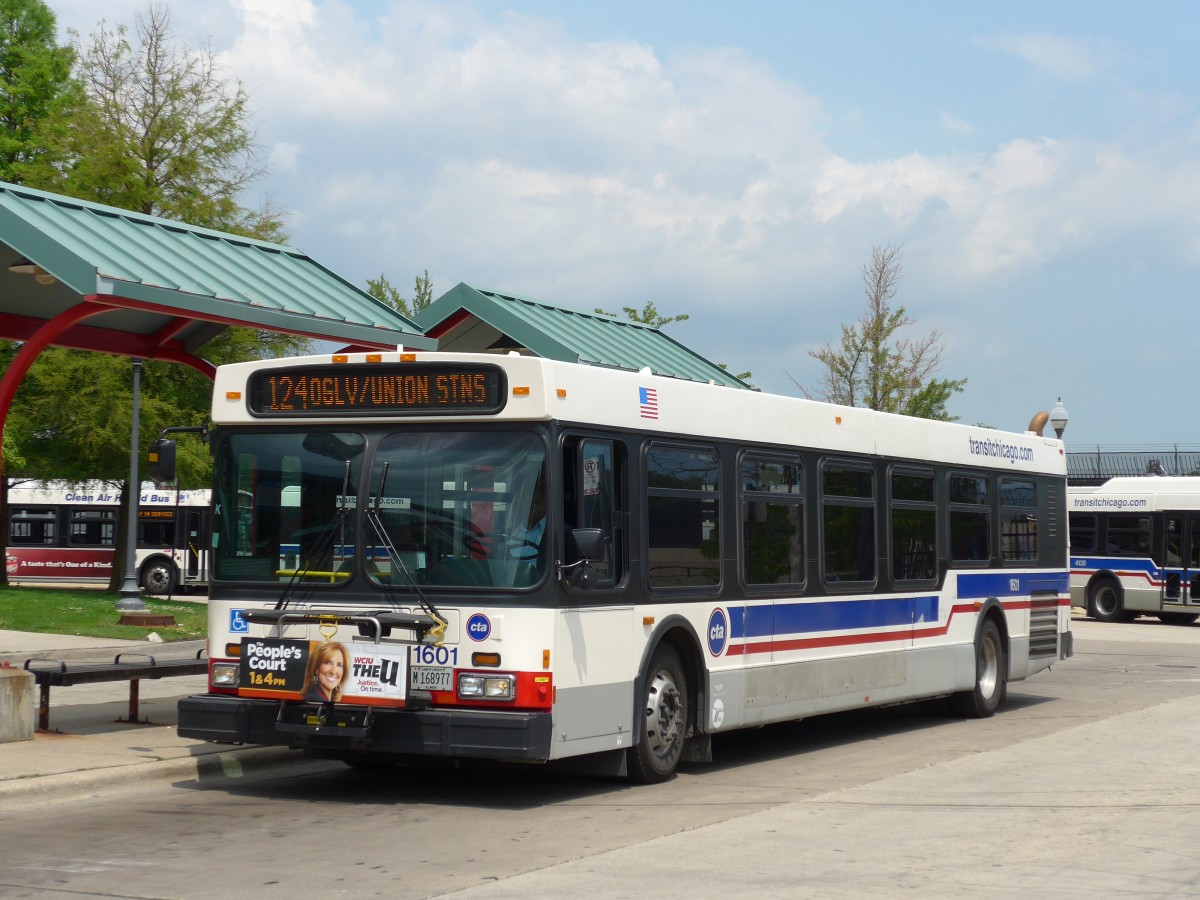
225, 391, 241, 401
513, 386, 530, 396
332, 354, 348, 363
366, 353, 382, 363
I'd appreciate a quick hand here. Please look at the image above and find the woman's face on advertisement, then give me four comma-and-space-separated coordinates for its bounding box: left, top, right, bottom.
317, 652, 344, 691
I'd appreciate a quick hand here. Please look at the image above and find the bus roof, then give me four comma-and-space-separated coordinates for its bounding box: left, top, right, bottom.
212, 350, 1066, 476
8, 481, 210, 507
1068, 476, 1200, 512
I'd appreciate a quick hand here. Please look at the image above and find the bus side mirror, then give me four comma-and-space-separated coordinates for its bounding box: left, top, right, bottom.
148, 438, 176, 483
560, 528, 606, 591
569, 528, 606, 562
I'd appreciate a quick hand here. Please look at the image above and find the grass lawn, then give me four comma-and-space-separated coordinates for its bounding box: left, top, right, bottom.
0, 585, 206, 641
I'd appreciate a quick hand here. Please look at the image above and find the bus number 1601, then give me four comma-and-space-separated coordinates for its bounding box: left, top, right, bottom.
410, 645, 458, 666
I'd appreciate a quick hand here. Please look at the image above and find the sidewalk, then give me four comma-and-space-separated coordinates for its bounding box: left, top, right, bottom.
0, 629, 292, 807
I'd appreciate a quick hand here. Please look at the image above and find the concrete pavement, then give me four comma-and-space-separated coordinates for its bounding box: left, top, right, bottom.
0, 628, 290, 807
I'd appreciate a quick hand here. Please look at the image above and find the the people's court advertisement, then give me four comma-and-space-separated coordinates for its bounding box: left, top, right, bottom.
238, 638, 408, 705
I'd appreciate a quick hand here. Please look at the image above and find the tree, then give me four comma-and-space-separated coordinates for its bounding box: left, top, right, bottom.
366, 269, 434, 319
594, 301, 751, 382
797, 244, 965, 420
3, 2, 304, 592
21, 2, 281, 238
0, 0, 76, 182
593, 301, 689, 329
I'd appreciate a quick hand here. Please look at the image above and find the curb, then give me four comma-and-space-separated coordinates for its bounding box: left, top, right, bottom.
0, 744, 301, 808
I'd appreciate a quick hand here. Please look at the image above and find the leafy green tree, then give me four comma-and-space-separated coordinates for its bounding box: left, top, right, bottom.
594, 301, 751, 382
797, 244, 965, 420
367, 269, 434, 319
593, 301, 689, 329
22, 2, 281, 238
3, 3, 304, 591
0, 0, 76, 182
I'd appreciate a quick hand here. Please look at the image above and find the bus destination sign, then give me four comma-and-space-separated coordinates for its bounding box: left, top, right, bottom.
247, 364, 506, 416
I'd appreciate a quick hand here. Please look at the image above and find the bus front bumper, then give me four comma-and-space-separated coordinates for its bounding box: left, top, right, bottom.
178, 695, 553, 761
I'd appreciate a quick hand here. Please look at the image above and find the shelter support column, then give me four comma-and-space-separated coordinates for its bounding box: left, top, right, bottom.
0, 304, 105, 485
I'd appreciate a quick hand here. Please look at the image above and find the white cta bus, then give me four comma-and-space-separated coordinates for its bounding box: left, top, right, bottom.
176, 350, 1072, 782
1069, 477, 1200, 624
6, 481, 210, 595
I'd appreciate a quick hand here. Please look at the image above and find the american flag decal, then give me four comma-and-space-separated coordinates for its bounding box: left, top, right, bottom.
639, 387, 659, 419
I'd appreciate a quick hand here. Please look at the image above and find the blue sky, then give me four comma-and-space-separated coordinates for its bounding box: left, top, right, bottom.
48, 1, 1200, 447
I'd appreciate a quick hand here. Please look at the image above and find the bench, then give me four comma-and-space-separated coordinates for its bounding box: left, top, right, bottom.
23, 650, 208, 731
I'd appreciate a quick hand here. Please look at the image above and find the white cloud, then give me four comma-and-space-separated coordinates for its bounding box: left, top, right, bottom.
940, 112, 972, 134
268, 141, 302, 171
977, 32, 1115, 81
44, 2, 1200, 432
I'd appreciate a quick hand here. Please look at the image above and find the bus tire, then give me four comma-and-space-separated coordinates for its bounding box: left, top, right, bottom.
951, 618, 1006, 718
628, 643, 689, 784
1087, 578, 1125, 623
140, 557, 176, 596
1157, 612, 1199, 626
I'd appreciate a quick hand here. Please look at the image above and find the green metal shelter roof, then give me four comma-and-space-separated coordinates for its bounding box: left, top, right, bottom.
414, 283, 750, 389
0, 180, 433, 360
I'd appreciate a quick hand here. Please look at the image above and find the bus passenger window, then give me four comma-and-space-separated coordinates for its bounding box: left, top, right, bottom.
1069, 515, 1098, 554
949, 474, 990, 563
646, 445, 720, 589
741, 455, 804, 586
1000, 478, 1037, 562
1106, 515, 1151, 556
9, 507, 56, 545
822, 463, 875, 585
891, 469, 935, 581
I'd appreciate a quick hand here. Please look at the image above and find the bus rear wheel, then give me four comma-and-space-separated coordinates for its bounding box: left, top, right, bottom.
1088, 579, 1126, 623
628, 643, 689, 784
951, 619, 1006, 718
140, 558, 176, 596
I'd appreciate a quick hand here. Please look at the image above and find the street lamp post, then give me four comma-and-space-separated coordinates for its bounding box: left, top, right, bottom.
116, 359, 147, 612
1050, 397, 1069, 440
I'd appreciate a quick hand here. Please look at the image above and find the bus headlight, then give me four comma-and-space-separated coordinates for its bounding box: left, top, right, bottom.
457, 673, 515, 701
211, 662, 240, 688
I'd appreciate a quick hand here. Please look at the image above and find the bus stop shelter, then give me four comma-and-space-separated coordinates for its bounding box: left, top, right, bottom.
0, 180, 434, 483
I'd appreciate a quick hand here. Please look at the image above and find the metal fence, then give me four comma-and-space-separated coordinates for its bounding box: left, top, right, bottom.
1066, 446, 1200, 485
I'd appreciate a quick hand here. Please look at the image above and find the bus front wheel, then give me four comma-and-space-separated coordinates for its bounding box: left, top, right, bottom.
140, 558, 177, 596
951, 619, 1006, 718
1088, 579, 1126, 623
628, 643, 689, 784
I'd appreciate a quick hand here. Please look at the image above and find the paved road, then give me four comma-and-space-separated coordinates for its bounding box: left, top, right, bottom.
2, 617, 1200, 899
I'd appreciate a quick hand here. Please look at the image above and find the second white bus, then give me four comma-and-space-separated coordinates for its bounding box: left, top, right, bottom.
1069, 476, 1200, 624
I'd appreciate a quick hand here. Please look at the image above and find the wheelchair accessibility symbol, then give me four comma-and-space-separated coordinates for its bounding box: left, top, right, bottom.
229, 608, 248, 633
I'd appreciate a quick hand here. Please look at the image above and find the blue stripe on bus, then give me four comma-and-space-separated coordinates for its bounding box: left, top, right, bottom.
726, 571, 1066, 642
729, 596, 939, 639
956, 571, 1069, 598
1069, 557, 1157, 575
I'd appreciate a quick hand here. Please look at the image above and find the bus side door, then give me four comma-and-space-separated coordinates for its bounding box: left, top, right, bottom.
1163, 514, 1200, 607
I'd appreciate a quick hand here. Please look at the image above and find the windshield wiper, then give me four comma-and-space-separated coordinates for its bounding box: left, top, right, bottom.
274, 461, 354, 610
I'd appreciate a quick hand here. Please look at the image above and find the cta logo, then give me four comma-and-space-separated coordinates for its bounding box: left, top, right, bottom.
707, 608, 728, 657
466, 613, 491, 642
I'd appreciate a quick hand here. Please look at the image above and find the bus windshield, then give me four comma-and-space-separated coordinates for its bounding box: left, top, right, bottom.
212, 429, 547, 590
